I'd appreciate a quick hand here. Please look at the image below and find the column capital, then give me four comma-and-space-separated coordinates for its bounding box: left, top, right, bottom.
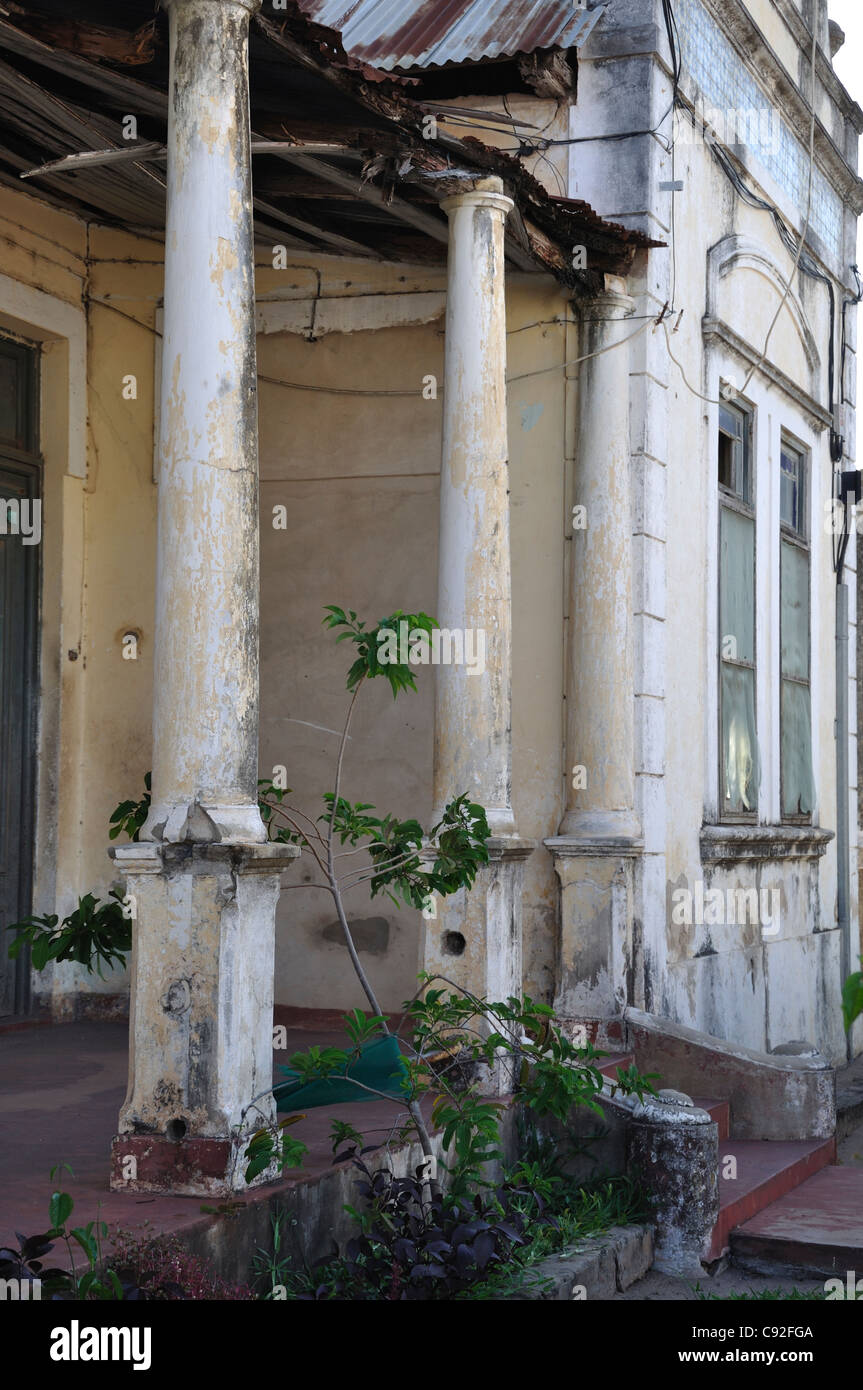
581, 289, 637, 322
160, 0, 261, 11
440, 177, 514, 220
110, 841, 301, 876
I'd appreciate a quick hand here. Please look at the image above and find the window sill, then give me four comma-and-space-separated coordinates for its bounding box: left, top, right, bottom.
700, 823, 833, 865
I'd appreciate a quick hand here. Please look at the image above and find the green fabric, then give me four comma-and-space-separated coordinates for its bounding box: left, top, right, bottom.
275, 1034, 409, 1113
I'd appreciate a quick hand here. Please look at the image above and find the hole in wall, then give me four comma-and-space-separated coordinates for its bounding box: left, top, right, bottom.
443, 931, 466, 957
166, 1117, 187, 1142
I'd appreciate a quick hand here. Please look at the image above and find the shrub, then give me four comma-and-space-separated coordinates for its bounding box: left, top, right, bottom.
109, 1229, 255, 1301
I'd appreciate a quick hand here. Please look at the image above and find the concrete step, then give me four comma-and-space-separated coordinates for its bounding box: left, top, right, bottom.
837, 1077, 863, 1141
691, 1096, 730, 1141
730, 1165, 863, 1278
708, 1137, 836, 1261
597, 1052, 634, 1082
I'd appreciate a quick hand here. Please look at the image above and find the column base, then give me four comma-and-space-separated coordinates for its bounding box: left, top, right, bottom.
109, 1130, 276, 1198
422, 836, 533, 998
546, 832, 643, 1024
422, 837, 532, 1094
483, 807, 518, 837
142, 798, 267, 845
109, 839, 299, 1195
556, 808, 642, 841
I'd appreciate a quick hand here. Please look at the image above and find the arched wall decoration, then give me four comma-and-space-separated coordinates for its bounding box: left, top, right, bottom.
704, 234, 827, 427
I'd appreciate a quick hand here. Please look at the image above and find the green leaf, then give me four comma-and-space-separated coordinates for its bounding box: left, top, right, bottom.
71, 1226, 98, 1264
843, 968, 863, 1032
49, 1191, 73, 1229
107, 774, 151, 843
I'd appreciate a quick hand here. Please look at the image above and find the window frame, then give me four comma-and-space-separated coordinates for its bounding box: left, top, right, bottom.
717, 396, 758, 823
0, 330, 40, 1017
778, 432, 813, 825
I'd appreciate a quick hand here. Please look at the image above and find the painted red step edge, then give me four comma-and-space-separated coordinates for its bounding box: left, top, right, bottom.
708, 1138, 836, 1261
597, 1053, 634, 1080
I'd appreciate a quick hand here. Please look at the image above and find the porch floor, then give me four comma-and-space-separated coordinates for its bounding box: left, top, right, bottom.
0, 1019, 426, 1255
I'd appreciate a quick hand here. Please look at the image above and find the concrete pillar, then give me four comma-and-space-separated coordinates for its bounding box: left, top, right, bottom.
110, 840, 297, 1195
560, 289, 639, 842
626, 1090, 719, 1276
546, 286, 642, 1036
110, 0, 301, 1195
433, 178, 516, 837
145, 0, 265, 847
424, 178, 532, 1034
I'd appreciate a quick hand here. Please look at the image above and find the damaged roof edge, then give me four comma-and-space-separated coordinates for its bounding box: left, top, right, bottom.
296, 0, 605, 73
0, 0, 658, 283
258, 7, 658, 283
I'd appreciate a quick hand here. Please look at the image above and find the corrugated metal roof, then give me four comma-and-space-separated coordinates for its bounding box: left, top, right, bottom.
298, 0, 605, 72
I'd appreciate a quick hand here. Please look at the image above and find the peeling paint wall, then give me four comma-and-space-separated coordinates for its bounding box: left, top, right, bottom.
254, 255, 567, 1010
573, 0, 859, 1062
0, 186, 160, 1016
1, 190, 568, 1017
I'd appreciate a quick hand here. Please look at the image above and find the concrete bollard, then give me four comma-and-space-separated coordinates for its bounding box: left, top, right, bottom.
626, 1088, 719, 1277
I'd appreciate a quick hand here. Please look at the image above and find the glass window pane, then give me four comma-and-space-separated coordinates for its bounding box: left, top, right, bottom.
721, 663, 759, 813
781, 539, 809, 679
718, 429, 736, 491
0, 350, 20, 446
718, 403, 750, 502
780, 445, 805, 534
781, 679, 814, 816
720, 507, 755, 663
0, 340, 36, 452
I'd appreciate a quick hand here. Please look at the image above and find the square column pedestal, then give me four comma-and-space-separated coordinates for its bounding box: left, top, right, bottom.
545, 835, 642, 1050
108, 840, 299, 1196
423, 839, 533, 1001
422, 838, 533, 1093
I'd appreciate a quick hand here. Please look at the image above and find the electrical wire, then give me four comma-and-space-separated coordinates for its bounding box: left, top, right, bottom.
258, 315, 654, 396
509, 0, 680, 159
87, 294, 659, 396
663, 0, 681, 311
840, 262, 863, 405
658, 3, 860, 574
662, 0, 682, 89
257, 371, 419, 398
506, 316, 652, 384
659, 317, 722, 405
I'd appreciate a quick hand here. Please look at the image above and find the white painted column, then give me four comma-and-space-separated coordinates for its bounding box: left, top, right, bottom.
109, 0, 303, 1198
546, 286, 641, 1037
425, 179, 532, 1052
433, 178, 516, 836
145, 0, 265, 845
559, 289, 640, 840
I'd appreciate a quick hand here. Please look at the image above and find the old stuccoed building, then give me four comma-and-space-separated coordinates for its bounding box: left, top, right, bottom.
0, 0, 861, 1197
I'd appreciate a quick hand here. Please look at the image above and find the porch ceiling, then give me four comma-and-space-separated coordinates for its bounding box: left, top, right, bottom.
0, 0, 653, 286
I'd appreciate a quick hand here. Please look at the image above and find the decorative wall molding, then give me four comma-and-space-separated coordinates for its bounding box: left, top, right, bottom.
703, 316, 831, 428
703, 232, 830, 427
700, 823, 834, 863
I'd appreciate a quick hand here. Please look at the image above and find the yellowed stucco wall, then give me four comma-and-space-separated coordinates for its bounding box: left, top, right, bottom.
0, 188, 160, 1013
1, 187, 571, 1016
255, 257, 568, 1011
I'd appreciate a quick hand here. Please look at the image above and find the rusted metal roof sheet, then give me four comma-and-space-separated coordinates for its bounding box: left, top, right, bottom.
298, 0, 604, 72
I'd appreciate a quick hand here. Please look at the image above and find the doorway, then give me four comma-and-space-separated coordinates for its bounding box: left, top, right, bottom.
0, 334, 40, 1017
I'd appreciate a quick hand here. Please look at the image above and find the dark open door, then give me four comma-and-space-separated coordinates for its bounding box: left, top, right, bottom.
0, 335, 40, 1018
